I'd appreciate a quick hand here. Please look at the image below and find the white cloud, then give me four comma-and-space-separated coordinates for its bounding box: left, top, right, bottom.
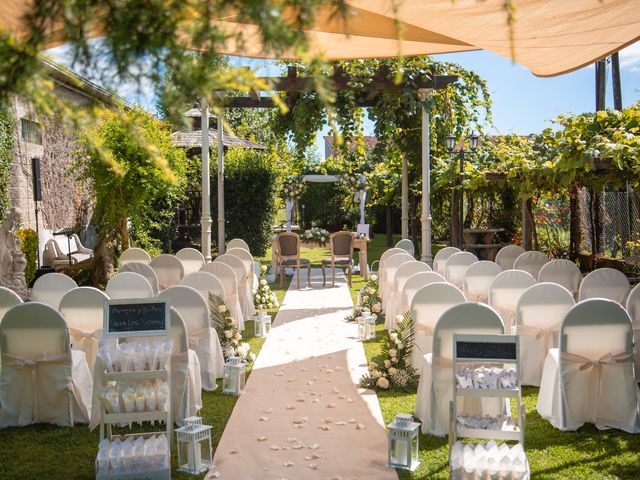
619, 41, 640, 72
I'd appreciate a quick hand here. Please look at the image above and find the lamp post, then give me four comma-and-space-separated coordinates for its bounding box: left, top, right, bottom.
445, 132, 479, 249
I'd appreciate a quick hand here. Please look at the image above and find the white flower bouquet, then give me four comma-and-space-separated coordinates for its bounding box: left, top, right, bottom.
359, 311, 417, 391
301, 226, 330, 247
208, 293, 254, 363
254, 265, 279, 311
282, 175, 306, 199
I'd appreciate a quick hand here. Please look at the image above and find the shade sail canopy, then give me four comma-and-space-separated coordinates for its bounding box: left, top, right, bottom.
2, 0, 639, 77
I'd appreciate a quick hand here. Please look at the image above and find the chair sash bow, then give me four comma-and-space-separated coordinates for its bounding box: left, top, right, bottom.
561, 350, 633, 423
2, 352, 78, 425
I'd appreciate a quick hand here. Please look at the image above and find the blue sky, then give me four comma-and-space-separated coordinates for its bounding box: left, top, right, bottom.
48, 41, 640, 149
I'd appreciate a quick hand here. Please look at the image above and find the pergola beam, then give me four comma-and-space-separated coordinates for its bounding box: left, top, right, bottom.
202, 66, 457, 263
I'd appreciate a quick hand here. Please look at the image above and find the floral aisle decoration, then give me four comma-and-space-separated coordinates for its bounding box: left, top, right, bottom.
282, 175, 306, 199
339, 172, 366, 197
344, 274, 382, 322
208, 293, 255, 363
255, 265, 279, 311
359, 311, 417, 391
301, 226, 330, 247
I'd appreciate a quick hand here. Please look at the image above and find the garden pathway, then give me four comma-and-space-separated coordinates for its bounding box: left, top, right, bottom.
209, 268, 395, 479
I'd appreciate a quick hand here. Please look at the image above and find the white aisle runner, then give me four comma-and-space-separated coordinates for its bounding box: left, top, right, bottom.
210, 269, 395, 479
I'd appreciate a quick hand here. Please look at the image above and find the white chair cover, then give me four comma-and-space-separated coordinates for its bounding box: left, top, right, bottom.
409, 282, 466, 369
414, 303, 506, 435
495, 245, 525, 271
537, 299, 640, 433
226, 248, 256, 318
252, 261, 261, 293
384, 261, 431, 327
376, 247, 407, 276
444, 251, 478, 289
120, 262, 160, 295
120, 262, 160, 298
119, 247, 152, 266
579, 267, 630, 304
513, 250, 549, 278
181, 271, 226, 301
31, 273, 78, 309
395, 238, 415, 257
106, 272, 155, 299
513, 283, 575, 386
227, 238, 250, 252
462, 261, 502, 303
0, 286, 22, 321
432, 246, 461, 275
380, 253, 413, 310
176, 248, 206, 276
59, 287, 109, 372
150, 254, 184, 290
216, 254, 254, 322
167, 308, 203, 423
401, 271, 447, 316
488, 269, 536, 332
538, 259, 582, 296
200, 262, 244, 328
0, 302, 92, 427
158, 286, 225, 390
625, 283, 640, 378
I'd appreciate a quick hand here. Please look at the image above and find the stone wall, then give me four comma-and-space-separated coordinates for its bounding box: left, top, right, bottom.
8, 90, 93, 234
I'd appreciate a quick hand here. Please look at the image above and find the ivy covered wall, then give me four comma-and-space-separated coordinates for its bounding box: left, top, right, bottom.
0, 99, 14, 223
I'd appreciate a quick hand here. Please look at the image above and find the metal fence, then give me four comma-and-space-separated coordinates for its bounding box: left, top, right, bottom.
580, 187, 640, 257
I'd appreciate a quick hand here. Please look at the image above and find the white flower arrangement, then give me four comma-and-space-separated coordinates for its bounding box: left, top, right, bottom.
282, 175, 306, 199
345, 275, 382, 323
339, 173, 366, 197
359, 311, 417, 391
254, 265, 279, 311
208, 293, 254, 363
301, 226, 331, 247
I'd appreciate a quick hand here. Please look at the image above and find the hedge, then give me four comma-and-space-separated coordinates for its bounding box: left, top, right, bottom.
211, 148, 278, 256
0, 99, 14, 223
17, 229, 38, 285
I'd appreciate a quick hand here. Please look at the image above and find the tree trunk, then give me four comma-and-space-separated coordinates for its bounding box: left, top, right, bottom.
568, 182, 582, 262
451, 188, 461, 248
386, 204, 393, 247
92, 233, 117, 289
593, 191, 606, 255
522, 197, 535, 251
464, 193, 474, 228
118, 218, 130, 252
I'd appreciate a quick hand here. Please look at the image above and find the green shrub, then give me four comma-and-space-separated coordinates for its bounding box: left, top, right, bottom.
211, 148, 277, 256
17, 229, 38, 284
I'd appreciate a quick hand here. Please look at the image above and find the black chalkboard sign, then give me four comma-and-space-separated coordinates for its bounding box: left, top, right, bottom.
104, 299, 169, 337
456, 339, 517, 361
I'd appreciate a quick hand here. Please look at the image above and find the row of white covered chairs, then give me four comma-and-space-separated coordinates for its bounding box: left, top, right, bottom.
0, 274, 229, 427
413, 298, 640, 436
118, 245, 257, 329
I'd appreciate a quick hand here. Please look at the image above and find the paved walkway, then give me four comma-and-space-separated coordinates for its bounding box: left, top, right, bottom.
210, 269, 395, 480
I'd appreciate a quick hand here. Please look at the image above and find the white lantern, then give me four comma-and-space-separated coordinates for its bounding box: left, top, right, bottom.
222, 356, 246, 395
387, 413, 420, 471
357, 317, 367, 341
253, 311, 271, 337
364, 312, 376, 340
176, 419, 213, 474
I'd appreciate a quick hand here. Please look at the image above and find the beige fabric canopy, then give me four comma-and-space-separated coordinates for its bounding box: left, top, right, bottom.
2, 1, 639, 77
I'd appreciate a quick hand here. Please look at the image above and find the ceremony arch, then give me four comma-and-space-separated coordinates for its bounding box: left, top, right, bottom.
283, 174, 367, 233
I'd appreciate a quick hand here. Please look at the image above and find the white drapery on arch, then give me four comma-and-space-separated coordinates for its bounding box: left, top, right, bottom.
285, 174, 366, 232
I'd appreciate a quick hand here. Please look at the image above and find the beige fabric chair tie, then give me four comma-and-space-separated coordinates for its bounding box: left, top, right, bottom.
188, 327, 212, 350
68, 328, 102, 369
561, 350, 633, 423
2, 352, 84, 426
